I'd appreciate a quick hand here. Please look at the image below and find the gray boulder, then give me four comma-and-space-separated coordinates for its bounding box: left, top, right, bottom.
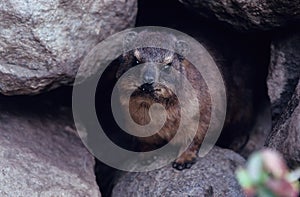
112, 147, 245, 197
266, 31, 300, 168
0, 0, 137, 95
267, 31, 300, 122
0, 96, 100, 196
178, 0, 300, 31
267, 81, 300, 168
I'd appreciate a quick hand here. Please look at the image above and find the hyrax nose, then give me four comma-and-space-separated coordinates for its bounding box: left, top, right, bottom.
143, 69, 155, 84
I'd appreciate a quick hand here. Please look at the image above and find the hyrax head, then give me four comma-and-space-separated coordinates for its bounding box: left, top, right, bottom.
116, 30, 189, 101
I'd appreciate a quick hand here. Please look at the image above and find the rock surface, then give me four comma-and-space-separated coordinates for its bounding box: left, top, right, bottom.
112, 147, 245, 197
0, 93, 100, 196
267, 31, 300, 122
0, 0, 137, 95
178, 0, 300, 31
267, 80, 300, 168
266, 30, 300, 168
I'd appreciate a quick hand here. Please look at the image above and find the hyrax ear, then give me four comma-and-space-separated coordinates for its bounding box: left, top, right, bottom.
123, 31, 138, 53
175, 40, 190, 57
116, 52, 135, 79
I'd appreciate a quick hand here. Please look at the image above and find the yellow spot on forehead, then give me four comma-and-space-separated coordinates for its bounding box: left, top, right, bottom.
164, 54, 174, 64
134, 50, 141, 60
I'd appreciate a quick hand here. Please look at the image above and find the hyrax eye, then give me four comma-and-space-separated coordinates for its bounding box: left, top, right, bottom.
132, 57, 140, 66
161, 63, 172, 73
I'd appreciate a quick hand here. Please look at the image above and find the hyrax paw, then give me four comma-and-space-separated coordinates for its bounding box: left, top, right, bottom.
172, 153, 197, 171
172, 160, 196, 170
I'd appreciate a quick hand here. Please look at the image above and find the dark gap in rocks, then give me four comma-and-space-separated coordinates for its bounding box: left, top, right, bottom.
95, 58, 139, 152
95, 159, 125, 197
0, 86, 73, 113
95, 0, 272, 196
92, 56, 136, 197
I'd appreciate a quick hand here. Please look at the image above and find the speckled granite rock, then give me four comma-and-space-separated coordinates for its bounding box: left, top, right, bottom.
178, 0, 300, 31
267, 31, 300, 122
0, 0, 137, 95
265, 30, 300, 168
266, 81, 300, 168
0, 94, 101, 196
112, 147, 245, 197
